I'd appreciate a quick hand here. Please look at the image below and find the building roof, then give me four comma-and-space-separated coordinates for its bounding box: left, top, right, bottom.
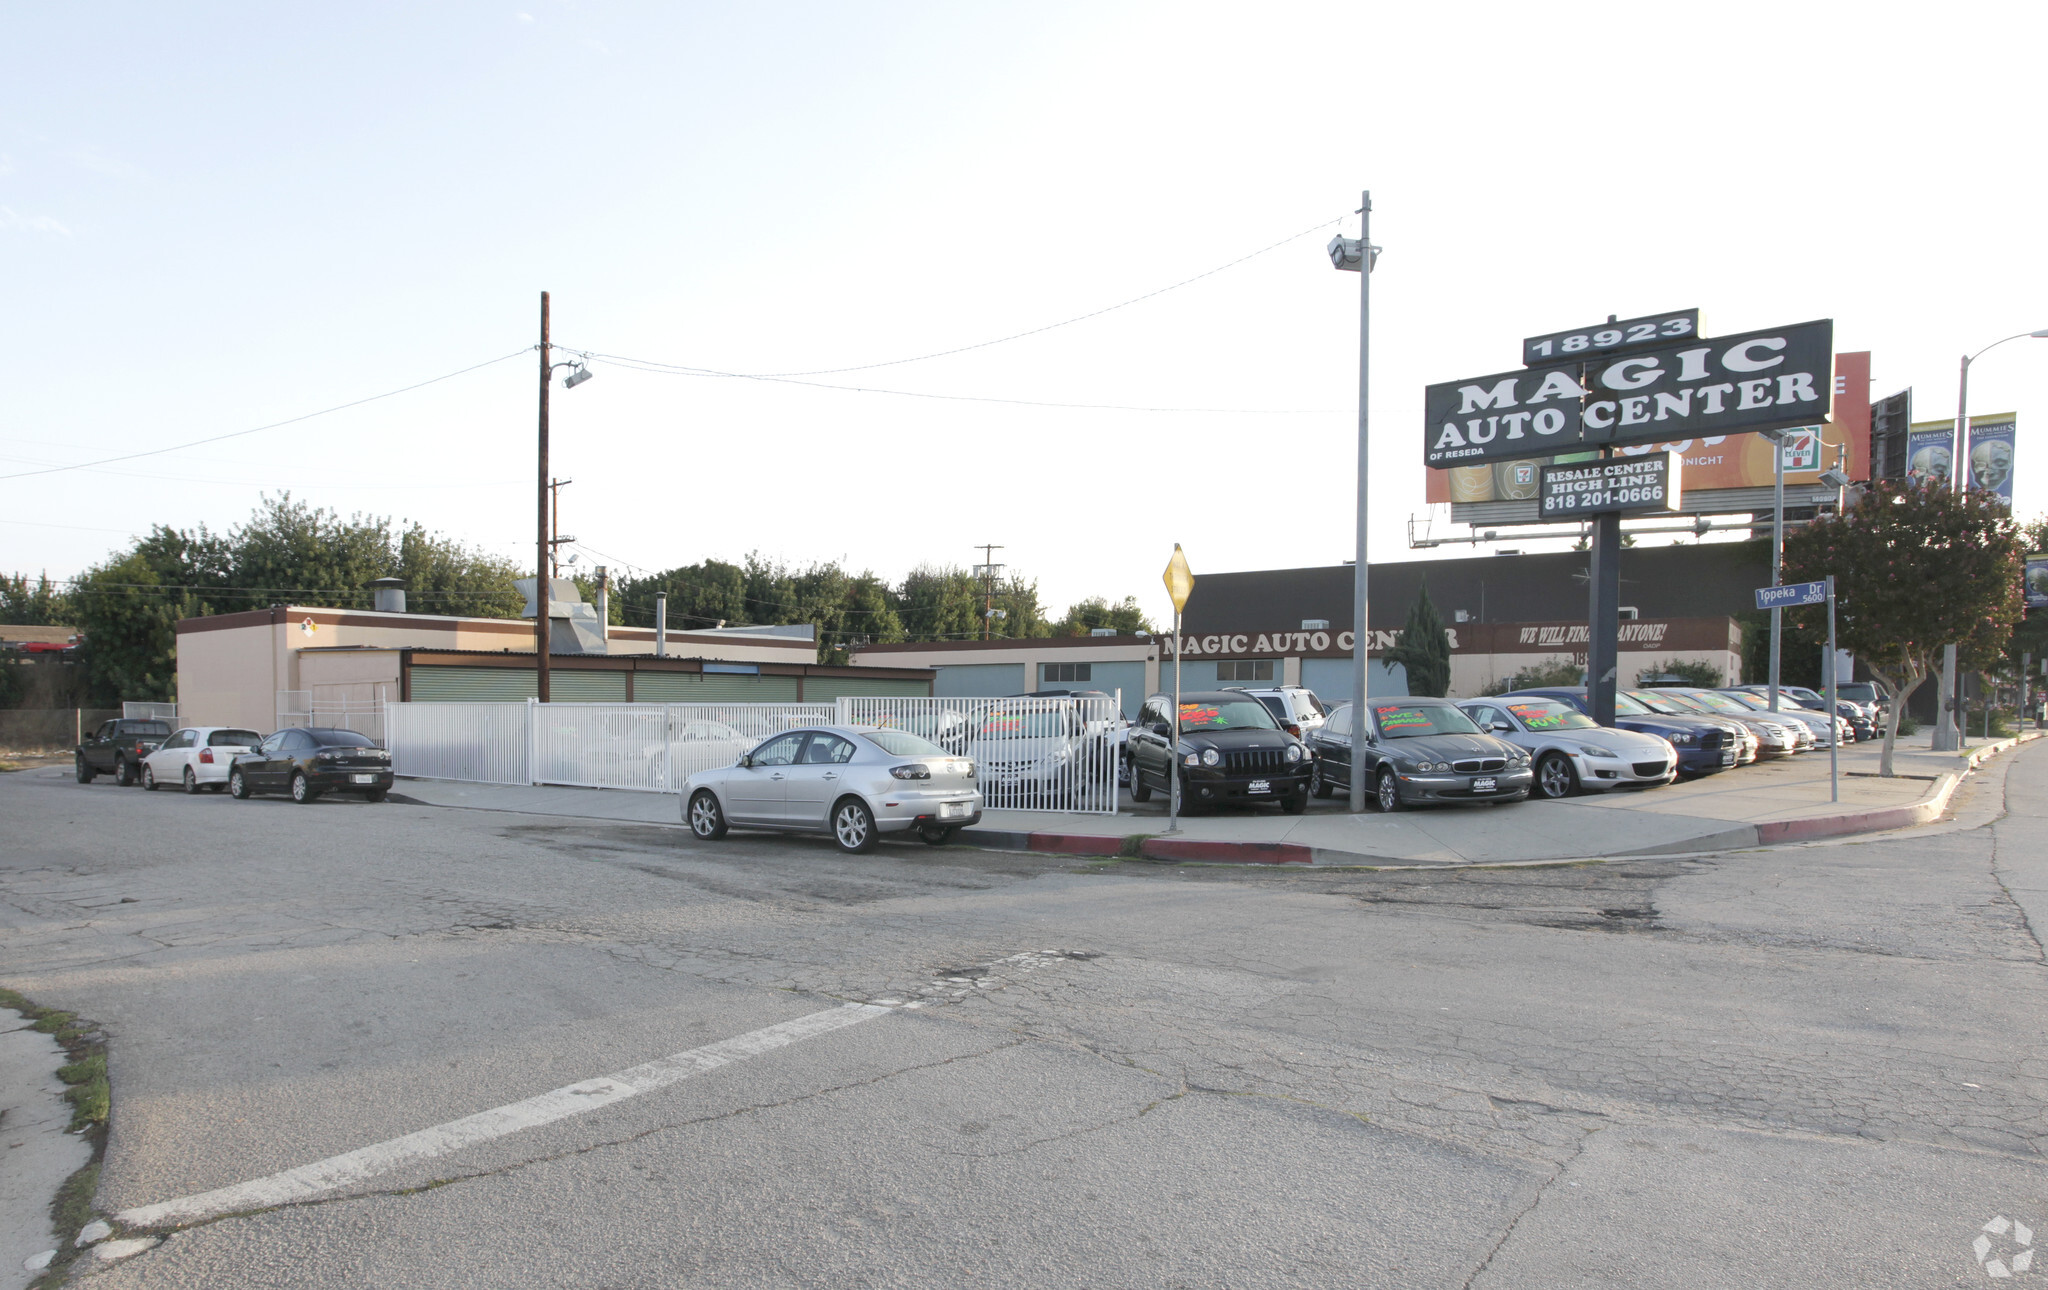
0, 624, 78, 645
854, 634, 1156, 654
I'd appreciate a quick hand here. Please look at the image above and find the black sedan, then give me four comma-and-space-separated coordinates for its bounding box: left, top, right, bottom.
1307, 698, 1533, 811
1126, 691, 1312, 813
1506, 687, 1738, 777
230, 727, 394, 803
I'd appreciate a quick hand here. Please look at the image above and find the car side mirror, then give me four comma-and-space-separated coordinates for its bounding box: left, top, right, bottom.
737, 753, 752, 768
1490, 722, 1512, 733
1150, 723, 1170, 737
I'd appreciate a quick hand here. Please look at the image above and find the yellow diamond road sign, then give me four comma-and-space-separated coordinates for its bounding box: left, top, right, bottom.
1162, 545, 1194, 614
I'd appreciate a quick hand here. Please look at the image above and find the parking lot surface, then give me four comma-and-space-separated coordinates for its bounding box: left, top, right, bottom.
2, 745, 2046, 1286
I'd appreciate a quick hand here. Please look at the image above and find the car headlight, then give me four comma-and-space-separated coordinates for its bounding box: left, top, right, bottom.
889, 763, 932, 780
1512, 753, 1530, 766
1666, 731, 1693, 745
1183, 752, 1200, 766
1200, 748, 1221, 767
1284, 744, 1302, 762
964, 761, 976, 779
1578, 744, 1617, 759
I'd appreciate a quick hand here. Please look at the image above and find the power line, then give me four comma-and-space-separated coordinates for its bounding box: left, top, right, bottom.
0, 349, 532, 483
748, 214, 1346, 377
570, 350, 1342, 415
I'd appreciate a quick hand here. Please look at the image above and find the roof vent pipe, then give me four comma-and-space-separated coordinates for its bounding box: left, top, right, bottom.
369, 578, 407, 614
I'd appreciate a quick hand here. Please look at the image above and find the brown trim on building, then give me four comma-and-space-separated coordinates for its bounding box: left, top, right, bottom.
853, 635, 1156, 654
391, 648, 934, 683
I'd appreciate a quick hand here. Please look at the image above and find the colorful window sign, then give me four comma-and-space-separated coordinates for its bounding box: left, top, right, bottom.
1504, 701, 1591, 731
1373, 705, 1433, 730
1177, 704, 1224, 728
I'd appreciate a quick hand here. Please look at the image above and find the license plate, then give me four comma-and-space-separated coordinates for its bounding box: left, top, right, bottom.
1472, 777, 1497, 792
1246, 779, 1270, 794
940, 802, 967, 818
351, 773, 378, 784
1721, 752, 1736, 765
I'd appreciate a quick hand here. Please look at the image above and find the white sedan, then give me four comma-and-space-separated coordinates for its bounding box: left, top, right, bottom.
681, 724, 982, 853
1457, 698, 1677, 799
141, 726, 265, 794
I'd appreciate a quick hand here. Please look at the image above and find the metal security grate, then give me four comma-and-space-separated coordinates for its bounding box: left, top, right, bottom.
1220, 748, 1287, 774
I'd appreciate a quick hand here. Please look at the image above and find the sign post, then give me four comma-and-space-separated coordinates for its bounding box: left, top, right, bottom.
1756, 579, 1836, 802
1162, 545, 1195, 835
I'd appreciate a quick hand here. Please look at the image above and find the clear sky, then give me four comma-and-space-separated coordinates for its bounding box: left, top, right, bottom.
4, 1, 2044, 629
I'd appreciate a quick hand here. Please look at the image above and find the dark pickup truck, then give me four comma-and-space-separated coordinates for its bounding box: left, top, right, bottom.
77, 718, 172, 785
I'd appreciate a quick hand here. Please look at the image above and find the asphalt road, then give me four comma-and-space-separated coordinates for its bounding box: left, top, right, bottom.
2, 747, 2045, 1288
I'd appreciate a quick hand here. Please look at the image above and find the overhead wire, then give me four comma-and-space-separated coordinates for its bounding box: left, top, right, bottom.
0, 349, 533, 483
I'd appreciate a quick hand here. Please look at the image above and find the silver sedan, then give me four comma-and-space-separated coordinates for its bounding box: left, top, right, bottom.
1458, 697, 1677, 798
681, 724, 983, 853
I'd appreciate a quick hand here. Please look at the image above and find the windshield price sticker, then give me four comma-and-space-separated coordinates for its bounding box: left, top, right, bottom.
1538, 452, 1682, 516
1523, 309, 1699, 366
1424, 318, 1834, 468
1374, 706, 1432, 730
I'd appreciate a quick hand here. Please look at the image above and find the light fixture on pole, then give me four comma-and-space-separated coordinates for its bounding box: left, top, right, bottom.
1329, 192, 1379, 812
563, 362, 594, 389
1932, 325, 2048, 752
1161, 544, 1195, 835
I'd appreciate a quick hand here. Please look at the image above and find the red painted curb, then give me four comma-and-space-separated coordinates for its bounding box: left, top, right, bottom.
1024, 832, 1125, 857
1138, 838, 1313, 865
1754, 802, 1932, 844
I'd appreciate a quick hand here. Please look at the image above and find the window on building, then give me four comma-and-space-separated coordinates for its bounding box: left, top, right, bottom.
1216, 660, 1276, 682
1042, 662, 1092, 684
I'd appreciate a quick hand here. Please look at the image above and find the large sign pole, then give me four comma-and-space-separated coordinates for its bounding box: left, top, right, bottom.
1587, 499, 1622, 725
1826, 575, 1838, 803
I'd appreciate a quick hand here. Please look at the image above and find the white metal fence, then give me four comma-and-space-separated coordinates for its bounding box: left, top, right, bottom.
383, 695, 1122, 814
838, 695, 1122, 812
277, 688, 389, 741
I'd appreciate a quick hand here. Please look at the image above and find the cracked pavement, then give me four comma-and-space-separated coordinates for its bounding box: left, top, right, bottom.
2, 744, 2046, 1287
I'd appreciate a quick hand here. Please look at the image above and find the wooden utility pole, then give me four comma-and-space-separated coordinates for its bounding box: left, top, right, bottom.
548, 478, 575, 578
536, 292, 551, 702
974, 544, 1004, 641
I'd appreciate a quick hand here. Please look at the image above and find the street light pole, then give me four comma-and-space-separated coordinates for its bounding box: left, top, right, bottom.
1766, 428, 1786, 714
1326, 192, 1376, 811
536, 291, 552, 704
1933, 327, 2048, 752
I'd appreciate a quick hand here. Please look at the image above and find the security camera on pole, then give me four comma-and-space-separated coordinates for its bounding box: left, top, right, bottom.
1327, 192, 1379, 812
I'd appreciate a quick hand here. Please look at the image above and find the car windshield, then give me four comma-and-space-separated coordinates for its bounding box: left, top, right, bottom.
1503, 699, 1597, 731
1610, 692, 1653, 716
1372, 703, 1481, 738
975, 710, 1073, 739
1682, 691, 1752, 715
863, 730, 949, 757
1177, 700, 1280, 733
208, 729, 261, 747
1837, 683, 1880, 703
1625, 690, 1696, 716
306, 728, 377, 747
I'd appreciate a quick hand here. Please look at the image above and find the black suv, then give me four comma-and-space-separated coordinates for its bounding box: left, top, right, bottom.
1125, 691, 1312, 813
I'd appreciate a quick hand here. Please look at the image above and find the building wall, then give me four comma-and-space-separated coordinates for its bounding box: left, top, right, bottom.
175, 621, 279, 732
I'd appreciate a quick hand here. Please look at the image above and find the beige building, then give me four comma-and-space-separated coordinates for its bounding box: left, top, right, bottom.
175, 605, 931, 733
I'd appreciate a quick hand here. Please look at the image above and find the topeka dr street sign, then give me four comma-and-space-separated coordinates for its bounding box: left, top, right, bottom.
1423, 316, 1835, 468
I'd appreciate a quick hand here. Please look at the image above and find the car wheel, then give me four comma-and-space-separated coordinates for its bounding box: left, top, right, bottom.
75, 756, 95, 784
142, 763, 158, 791
1309, 759, 1334, 799
688, 790, 728, 840
184, 767, 201, 795
116, 758, 136, 786
1376, 767, 1402, 813
831, 797, 877, 854
918, 823, 956, 846
290, 771, 317, 804
362, 788, 388, 803
1129, 771, 1152, 803
229, 769, 251, 799
1282, 789, 1308, 816
1535, 752, 1579, 800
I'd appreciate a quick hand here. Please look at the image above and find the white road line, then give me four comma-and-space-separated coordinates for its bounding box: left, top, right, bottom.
116, 1002, 890, 1229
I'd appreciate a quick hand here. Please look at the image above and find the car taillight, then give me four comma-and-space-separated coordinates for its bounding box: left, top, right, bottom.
199, 748, 214, 764
135, 742, 147, 755
1283, 722, 1301, 737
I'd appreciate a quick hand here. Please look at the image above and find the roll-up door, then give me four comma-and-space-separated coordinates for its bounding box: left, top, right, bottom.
932, 663, 1025, 697
550, 670, 629, 702
408, 666, 538, 702
802, 675, 930, 701
634, 672, 801, 702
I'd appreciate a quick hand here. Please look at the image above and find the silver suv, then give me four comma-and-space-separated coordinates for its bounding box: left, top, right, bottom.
1226, 685, 1330, 741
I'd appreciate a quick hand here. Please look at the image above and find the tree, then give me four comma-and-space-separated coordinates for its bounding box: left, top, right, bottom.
1052, 595, 1155, 637
1481, 658, 1581, 695
396, 525, 526, 619
1782, 480, 2024, 775
1636, 657, 1723, 688
1383, 581, 1452, 697
895, 565, 984, 642
615, 560, 750, 634
1, 573, 72, 627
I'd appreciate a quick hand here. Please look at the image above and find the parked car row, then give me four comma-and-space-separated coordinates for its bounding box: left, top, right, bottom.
77, 723, 394, 803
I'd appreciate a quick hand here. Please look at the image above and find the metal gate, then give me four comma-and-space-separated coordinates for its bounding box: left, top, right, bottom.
835, 695, 1121, 813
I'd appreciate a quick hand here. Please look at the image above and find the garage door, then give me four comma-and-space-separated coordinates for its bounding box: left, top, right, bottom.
933, 663, 1025, 698
1301, 657, 1408, 705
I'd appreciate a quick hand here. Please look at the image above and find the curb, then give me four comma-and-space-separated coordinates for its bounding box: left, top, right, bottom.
959, 733, 2045, 867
